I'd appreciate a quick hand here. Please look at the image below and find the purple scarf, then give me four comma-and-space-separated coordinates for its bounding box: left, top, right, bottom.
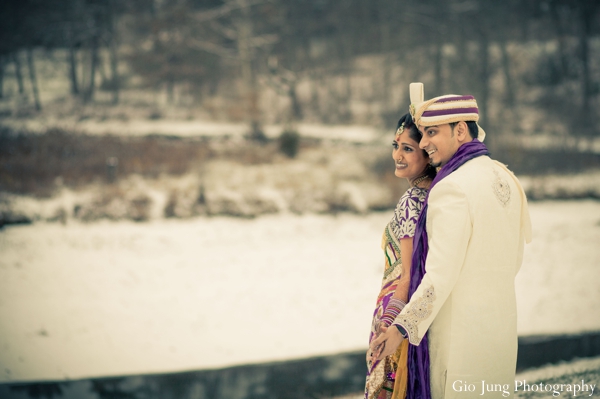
406, 139, 489, 399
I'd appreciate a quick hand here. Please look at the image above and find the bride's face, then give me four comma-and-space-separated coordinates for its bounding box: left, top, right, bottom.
392, 132, 429, 180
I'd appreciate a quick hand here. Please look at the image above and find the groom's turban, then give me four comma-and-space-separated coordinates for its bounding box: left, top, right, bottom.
409, 83, 486, 141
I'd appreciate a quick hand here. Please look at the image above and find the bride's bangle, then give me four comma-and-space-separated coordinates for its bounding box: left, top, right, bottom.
379, 298, 406, 327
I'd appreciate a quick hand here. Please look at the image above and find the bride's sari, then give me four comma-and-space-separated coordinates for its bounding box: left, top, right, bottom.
365, 186, 427, 399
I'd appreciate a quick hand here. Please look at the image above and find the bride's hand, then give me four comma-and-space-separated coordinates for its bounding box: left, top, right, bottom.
375, 320, 390, 335
370, 326, 403, 361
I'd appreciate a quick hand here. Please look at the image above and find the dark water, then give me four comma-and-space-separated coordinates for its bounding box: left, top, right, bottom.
1, 332, 599, 399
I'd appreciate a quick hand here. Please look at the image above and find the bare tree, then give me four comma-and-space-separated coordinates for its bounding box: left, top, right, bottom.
232, 0, 264, 139
12, 53, 25, 95
67, 39, 80, 95
189, 0, 277, 137
107, 0, 120, 104
26, 48, 41, 110
0, 55, 4, 98
576, 0, 599, 136
84, 32, 100, 103
265, 56, 303, 122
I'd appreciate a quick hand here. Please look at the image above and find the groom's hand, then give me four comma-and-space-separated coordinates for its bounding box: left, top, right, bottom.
370, 325, 403, 361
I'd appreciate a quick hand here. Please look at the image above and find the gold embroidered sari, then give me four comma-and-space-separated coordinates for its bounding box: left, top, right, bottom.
364, 187, 427, 399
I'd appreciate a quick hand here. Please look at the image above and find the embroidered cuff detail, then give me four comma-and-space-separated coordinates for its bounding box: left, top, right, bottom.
392, 285, 436, 345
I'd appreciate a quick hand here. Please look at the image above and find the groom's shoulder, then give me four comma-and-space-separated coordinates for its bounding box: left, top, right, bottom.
443, 156, 494, 185
439, 156, 520, 203
436, 156, 515, 198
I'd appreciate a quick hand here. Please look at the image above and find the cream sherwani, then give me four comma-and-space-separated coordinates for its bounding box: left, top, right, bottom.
394, 155, 532, 399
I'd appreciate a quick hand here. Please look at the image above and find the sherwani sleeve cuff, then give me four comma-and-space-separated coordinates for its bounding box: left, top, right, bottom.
392, 285, 436, 345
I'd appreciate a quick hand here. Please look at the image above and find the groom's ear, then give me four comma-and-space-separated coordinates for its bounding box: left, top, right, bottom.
455, 121, 470, 142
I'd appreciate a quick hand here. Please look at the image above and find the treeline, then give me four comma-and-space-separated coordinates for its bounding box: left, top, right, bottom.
0, 0, 123, 107
0, 0, 599, 142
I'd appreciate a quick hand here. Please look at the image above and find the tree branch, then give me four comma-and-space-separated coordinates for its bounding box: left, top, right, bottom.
187, 39, 238, 59
192, 0, 269, 22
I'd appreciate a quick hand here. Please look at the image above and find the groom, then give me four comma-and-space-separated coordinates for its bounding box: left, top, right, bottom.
371, 83, 532, 398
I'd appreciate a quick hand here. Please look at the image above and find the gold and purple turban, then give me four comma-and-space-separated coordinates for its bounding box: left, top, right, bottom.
409, 82, 486, 141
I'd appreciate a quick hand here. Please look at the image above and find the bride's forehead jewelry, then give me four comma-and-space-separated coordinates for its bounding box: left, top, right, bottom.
395, 122, 405, 137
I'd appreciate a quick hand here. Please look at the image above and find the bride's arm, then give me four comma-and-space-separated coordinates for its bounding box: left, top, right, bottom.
394, 238, 413, 302
377, 237, 414, 331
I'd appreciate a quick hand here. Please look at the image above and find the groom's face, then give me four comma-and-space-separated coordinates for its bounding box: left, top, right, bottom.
418, 124, 460, 168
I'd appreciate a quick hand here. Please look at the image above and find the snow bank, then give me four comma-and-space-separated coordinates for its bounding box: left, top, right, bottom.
2, 166, 599, 227
0, 143, 399, 225
519, 171, 600, 200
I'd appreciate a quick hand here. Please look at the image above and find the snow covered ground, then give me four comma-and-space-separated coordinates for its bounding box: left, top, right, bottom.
0, 200, 599, 383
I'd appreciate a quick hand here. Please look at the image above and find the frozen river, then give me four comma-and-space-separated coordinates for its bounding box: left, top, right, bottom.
0, 200, 599, 383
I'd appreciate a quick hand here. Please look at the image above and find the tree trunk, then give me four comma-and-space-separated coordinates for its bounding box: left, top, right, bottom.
108, 0, 119, 104
342, 72, 352, 123
0, 55, 5, 99
477, 32, 492, 149
98, 51, 108, 88
378, 2, 392, 118
434, 33, 444, 95
550, 3, 569, 77
85, 35, 99, 103
109, 35, 119, 104
578, 1, 593, 133
69, 46, 80, 95
235, 0, 264, 141
26, 48, 41, 111
12, 52, 25, 94
499, 39, 515, 105
451, 25, 468, 93
288, 81, 302, 122
166, 79, 174, 104
478, 34, 490, 124
309, 74, 321, 121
